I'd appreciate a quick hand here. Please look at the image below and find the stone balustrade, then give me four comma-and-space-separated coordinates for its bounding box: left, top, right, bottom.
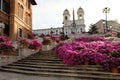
0, 49, 39, 66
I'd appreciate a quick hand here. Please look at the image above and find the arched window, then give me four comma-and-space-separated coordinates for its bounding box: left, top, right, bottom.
65, 16, 67, 20
26, 13, 31, 25
18, 4, 23, 19
79, 14, 83, 19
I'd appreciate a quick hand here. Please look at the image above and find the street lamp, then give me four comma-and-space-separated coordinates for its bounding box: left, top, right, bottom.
102, 21, 105, 34
103, 7, 110, 32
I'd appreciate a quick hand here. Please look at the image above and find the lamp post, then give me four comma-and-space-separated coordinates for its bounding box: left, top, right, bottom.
103, 7, 110, 33
102, 21, 105, 34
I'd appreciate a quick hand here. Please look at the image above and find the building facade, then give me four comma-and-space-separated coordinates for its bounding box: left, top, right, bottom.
33, 7, 86, 36
95, 19, 120, 34
0, 0, 36, 40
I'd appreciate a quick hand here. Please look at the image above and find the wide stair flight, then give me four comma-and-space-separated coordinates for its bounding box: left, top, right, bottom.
0, 50, 120, 80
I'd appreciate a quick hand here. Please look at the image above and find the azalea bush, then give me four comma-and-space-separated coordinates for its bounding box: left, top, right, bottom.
42, 37, 51, 45
75, 36, 106, 42
0, 36, 15, 55
29, 39, 42, 50
55, 36, 120, 71
28, 33, 36, 39
18, 37, 42, 51
0, 35, 10, 42
51, 35, 60, 43
18, 38, 31, 48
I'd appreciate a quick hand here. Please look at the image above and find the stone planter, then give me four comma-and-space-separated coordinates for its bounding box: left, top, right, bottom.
51, 41, 57, 49
0, 55, 20, 66
19, 49, 38, 59
42, 45, 51, 51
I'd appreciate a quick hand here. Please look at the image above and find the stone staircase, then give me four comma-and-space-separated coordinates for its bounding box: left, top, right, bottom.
0, 50, 120, 80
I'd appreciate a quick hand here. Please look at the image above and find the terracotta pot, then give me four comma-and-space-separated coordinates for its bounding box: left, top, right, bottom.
36, 47, 40, 51
111, 67, 118, 73
84, 61, 89, 65
96, 63, 100, 65
22, 45, 28, 48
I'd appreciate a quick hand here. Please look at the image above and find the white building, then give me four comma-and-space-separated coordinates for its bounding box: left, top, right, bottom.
33, 27, 63, 35
33, 7, 86, 36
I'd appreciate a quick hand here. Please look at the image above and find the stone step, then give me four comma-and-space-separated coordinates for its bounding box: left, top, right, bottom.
15, 61, 67, 66
19, 59, 62, 63
27, 54, 57, 58
0, 68, 120, 79
8, 64, 104, 71
21, 59, 61, 61
15, 61, 103, 68
25, 51, 58, 60
1, 65, 113, 75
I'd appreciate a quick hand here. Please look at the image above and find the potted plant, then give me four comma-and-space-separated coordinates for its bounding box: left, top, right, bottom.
0, 36, 16, 55
18, 38, 31, 49
42, 37, 52, 51
28, 33, 36, 39
29, 39, 42, 50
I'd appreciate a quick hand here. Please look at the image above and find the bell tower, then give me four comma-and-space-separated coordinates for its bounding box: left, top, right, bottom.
63, 9, 70, 22
77, 7, 84, 20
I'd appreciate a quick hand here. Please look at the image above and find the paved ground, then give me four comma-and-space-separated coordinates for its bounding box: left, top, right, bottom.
0, 72, 91, 80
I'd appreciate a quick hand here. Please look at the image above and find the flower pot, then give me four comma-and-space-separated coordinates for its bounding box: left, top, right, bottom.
111, 67, 118, 73
22, 45, 28, 48
84, 61, 89, 65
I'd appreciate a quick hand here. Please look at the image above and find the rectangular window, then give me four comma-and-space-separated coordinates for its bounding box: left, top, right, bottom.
0, 0, 1, 10
2, 0, 6, 12
18, 28, 22, 37
0, 0, 9, 14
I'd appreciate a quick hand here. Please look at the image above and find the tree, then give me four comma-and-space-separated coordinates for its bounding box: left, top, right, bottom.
88, 24, 98, 34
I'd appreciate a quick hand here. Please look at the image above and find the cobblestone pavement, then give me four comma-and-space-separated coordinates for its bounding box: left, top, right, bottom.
0, 72, 92, 80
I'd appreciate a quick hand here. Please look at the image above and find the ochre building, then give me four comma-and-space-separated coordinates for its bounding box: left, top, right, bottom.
0, 0, 36, 40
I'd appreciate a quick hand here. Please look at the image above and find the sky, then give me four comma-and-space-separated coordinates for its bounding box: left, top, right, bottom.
32, 0, 120, 31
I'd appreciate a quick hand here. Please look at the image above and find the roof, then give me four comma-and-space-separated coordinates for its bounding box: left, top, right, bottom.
30, 0, 37, 5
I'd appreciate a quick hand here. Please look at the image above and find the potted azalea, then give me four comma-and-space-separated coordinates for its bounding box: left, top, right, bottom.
28, 33, 36, 39
42, 37, 51, 45
29, 39, 42, 50
50, 35, 60, 48
0, 36, 16, 55
18, 38, 31, 49
42, 37, 52, 51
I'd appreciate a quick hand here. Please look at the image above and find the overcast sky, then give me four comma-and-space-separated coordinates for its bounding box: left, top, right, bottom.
33, 0, 120, 31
